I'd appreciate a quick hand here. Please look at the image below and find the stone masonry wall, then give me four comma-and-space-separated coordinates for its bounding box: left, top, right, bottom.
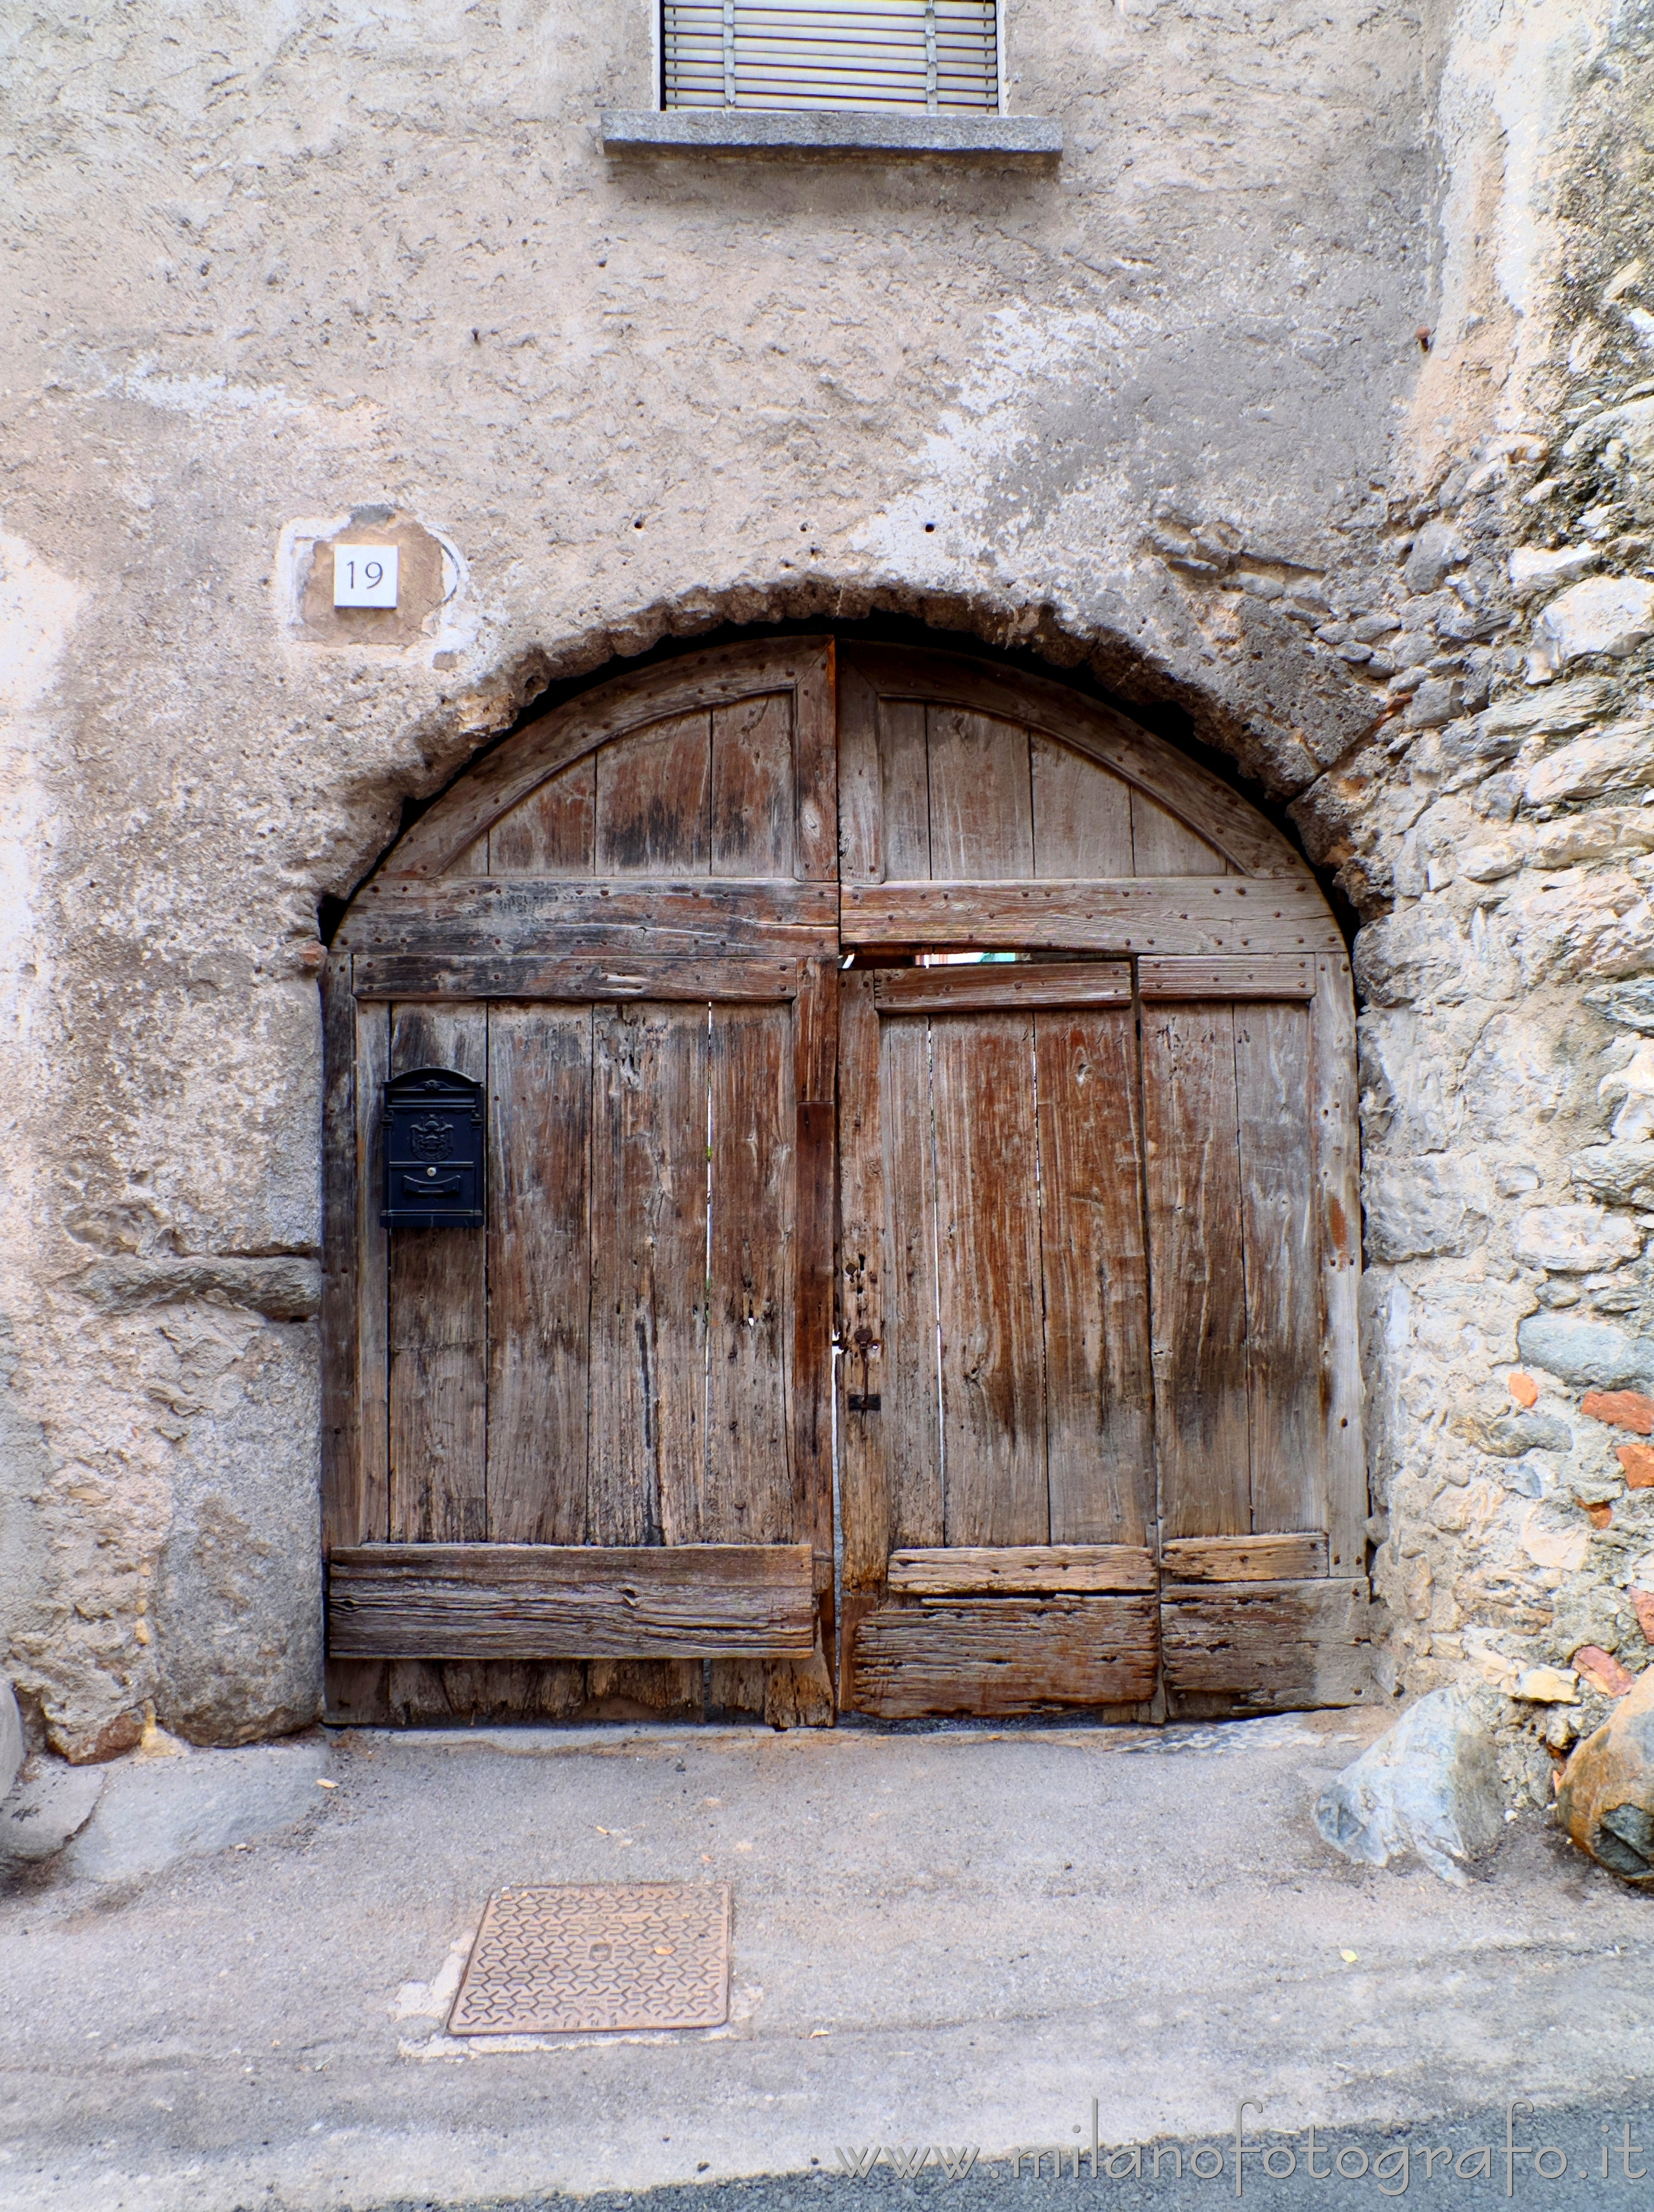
1, 0, 1650, 1776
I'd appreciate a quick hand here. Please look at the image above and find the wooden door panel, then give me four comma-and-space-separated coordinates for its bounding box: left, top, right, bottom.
1142, 1000, 1251, 1541
881, 1014, 944, 1549
706, 1002, 795, 1543
1161, 1580, 1372, 1715
387, 1004, 488, 1545
1030, 733, 1133, 878
1036, 1008, 1155, 1545
489, 757, 597, 877
1234, 1002, 1325, 1534
711, 694, 794, 877
930, 1011, 1048, 1545
927, 708, 1035, 880
588, 1002, 708, 1548
596, 710, 712, 877
486, 1004, 592, 1545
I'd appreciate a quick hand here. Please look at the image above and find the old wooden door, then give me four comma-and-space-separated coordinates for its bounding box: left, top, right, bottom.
321, 641, 839, 1726
833, 646, 1369, 1719
321, 635, 1367, 1728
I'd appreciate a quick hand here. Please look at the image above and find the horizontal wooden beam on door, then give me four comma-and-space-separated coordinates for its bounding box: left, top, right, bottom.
1160, 1577, 1372, 1713
1160, 1532, 1328, 1582
887, 1544, 1156, 1594
327, 1543, 817, 1659
337, 879, 841, 959
1138, 957, 1317, 1000
351, 954, 799, 1003
848, 1595, 1158, 1717
841, 880, 1344, 955
870, 962, 1131, 1014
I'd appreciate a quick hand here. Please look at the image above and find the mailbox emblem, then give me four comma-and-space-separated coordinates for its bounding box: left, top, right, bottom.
382, 1067, 485, 1229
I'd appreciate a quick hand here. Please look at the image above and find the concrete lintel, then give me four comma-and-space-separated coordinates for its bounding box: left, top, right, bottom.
600, 108, 1062, 157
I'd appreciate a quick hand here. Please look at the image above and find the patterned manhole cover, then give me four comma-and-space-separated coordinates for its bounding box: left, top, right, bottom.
447, 1883, 732, 2035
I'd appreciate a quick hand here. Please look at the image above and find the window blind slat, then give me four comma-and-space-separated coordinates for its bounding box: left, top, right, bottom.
663, 0, 998, 113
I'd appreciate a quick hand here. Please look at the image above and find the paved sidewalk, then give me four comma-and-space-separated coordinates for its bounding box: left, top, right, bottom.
2, 1711, 1652, 2211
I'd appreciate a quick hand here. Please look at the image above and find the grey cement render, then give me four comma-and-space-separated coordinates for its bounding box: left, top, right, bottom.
3, 0, 1654, 1763
3, 1720, 1654, 2211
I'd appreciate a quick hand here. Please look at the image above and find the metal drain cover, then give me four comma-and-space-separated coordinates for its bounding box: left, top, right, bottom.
447, 1882, 732, 2035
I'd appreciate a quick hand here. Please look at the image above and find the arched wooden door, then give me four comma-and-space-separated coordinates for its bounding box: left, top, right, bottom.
321, 638, 1370, 1728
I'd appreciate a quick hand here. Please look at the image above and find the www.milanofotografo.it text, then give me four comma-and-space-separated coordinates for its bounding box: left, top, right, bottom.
829, 2101, 1652, 2194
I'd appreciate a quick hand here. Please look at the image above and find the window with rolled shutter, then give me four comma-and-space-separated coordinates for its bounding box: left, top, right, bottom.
662, 0, 1001, 114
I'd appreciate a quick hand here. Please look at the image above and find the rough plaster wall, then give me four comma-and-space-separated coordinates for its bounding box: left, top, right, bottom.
0, 0, 1647, 1777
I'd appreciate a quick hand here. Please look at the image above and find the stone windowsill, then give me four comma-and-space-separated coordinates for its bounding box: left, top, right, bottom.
600, 109, 1062, 157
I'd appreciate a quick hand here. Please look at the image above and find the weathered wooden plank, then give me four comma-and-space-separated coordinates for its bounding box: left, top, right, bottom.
848, 1595, 1159, 1716
583, 1659, 704, 1718
1235, 1001, 1323, 1537
1131, 790, 1228, 875
1142, 1002, 1251, 1540
837, 974, 890, 1595
1030, 733, 1133, 879
837, 652, 883, 883
321, 955, 365, 1550
392, 640, 837, 878
1139, 956, 1315, 1000
1036, 1007, 1155, 1545
841, 879, 1343, 955
328, 1544, 816, 1659
880, 697, 931, 879
712, 692, 794, 879
794, 955, 837, 1104
927, 707, 1034, 880
387, 1004, 488, 1543
1161, 1533, 1328, 1582
352, 954, 797, 1004
794, 1095, 837, 1587
793, 637, 837, 884
588, 1003, 708, 1547
887, 1545, 1157, 1595
487, 1005, 593, 1544
355, 1000, 391, 1544
597, 709, 712, 877
338, 879, 840, 958
881, 1014, 943, 1548
1160, 1578, 1373, 1713
1312, 954, 1367, 1575
702, 1003, 794, 1545
487, 756, 597, 877
841, 644, 1314, 879
871, 960, 1130, 1013
930, 1012, 1048, 1545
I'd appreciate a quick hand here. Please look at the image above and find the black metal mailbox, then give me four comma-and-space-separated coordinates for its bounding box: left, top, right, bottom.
381, 1067, 486, 1229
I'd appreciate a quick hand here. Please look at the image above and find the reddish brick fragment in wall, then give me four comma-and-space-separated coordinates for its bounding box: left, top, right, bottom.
1581, 1389, 1654, 1436
1617, 1443, 1654, 1489
1509, 1371, 1540, 1408
1573, 1645, 1636, 1696
1635, 1594, 1654, 1647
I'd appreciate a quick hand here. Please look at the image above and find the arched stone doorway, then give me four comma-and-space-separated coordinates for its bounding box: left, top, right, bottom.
321, 638, 1371, 1728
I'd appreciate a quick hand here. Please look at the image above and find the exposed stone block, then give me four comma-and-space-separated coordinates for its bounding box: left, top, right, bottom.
1313, 1686, 1504, 1884
1530, 577, 1654, 674
1517, 1316, 1654, 1393
1556, 1663, 1654, 1885
1513, 1203, 1643, 1273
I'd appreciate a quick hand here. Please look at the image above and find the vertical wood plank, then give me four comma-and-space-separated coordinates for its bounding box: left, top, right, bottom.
1234, 1002, 1323, 1537
487, 757, 597, 877
321, 955, 363, 1549
1312, 955, 1366, 1575
704, 1002, 794, 1542
879, 698, 931, 879
793, 957, 839, 1718
927, 709, 1035, 882
1030, 736, 1134, 879
836, 654, 883, 883
793, 638, 838, 883
596, 711, 712, 877
882, 1014, 944, 1547
1036, 1007, 1155, 1545
387, 1004, 489, 1543
711, 694, 794, 879
588, 1003, 708, 1547
487, 1004, 593, 1544
356, 999, 391, 1542
1131, 792, 1229, 875
1142, 1001, 1251, 1539
930, 1012, 1049, 1545
838, 973, 890, 1595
